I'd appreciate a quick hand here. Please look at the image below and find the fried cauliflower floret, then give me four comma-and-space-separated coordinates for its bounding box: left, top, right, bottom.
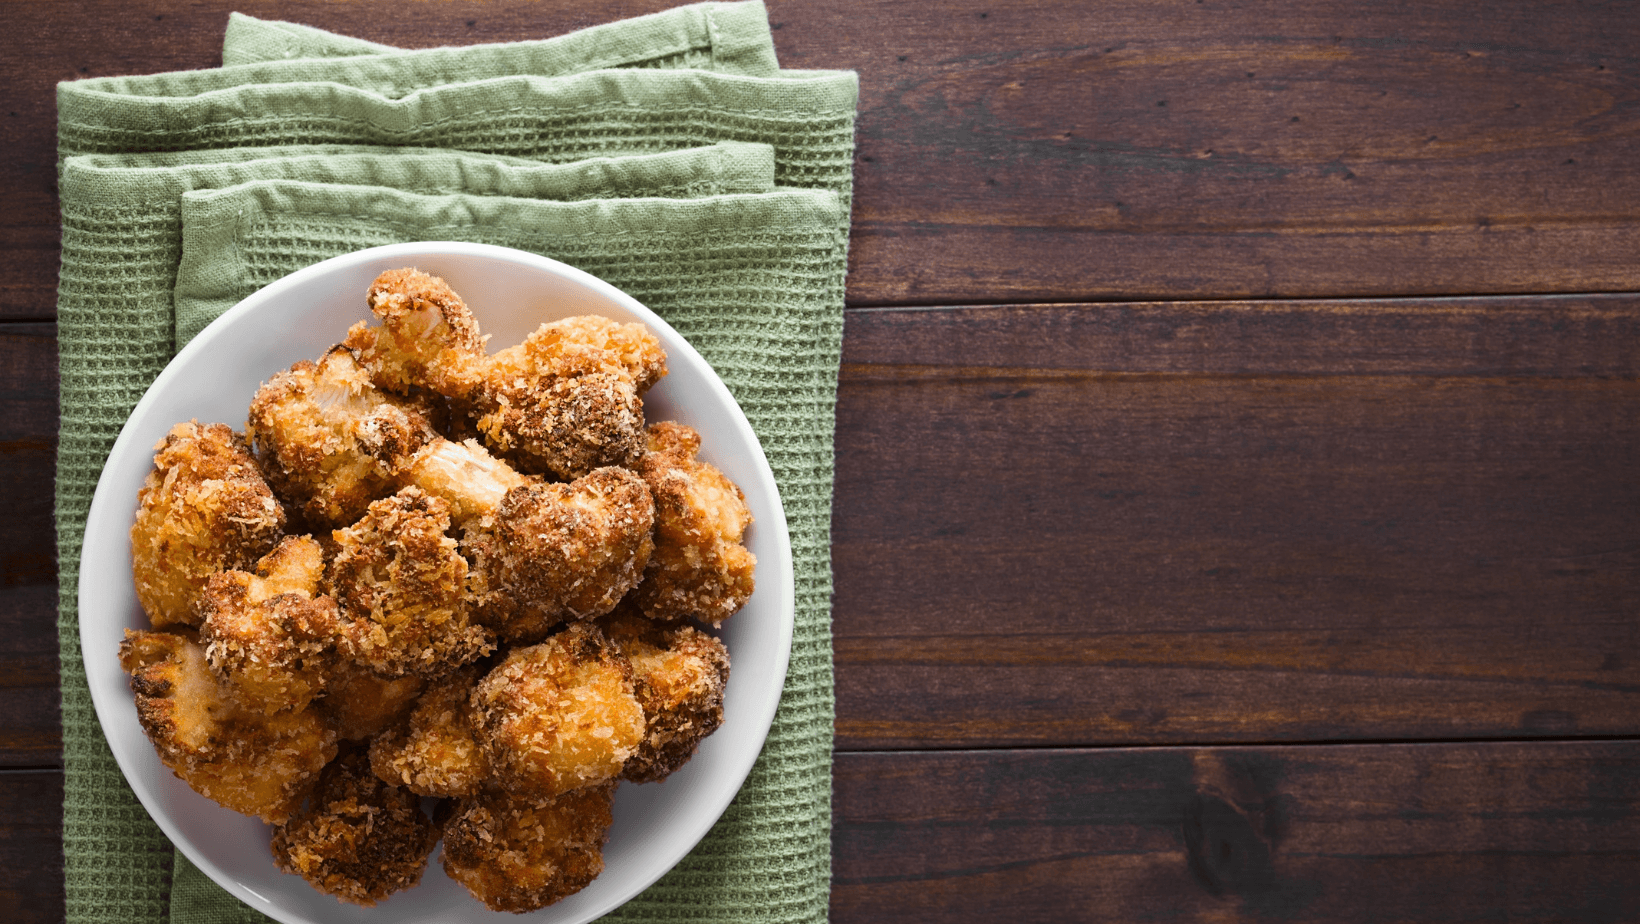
130, 421, 286, 628
196, 536, 339, 713
441, 782, 616, 913
119, 629, 336, 823
271, 748, 438, 906
329, 488, 494, 679
247, 347, 438, 529
601, 606, 730, 783
369, 666, 491, 798
344, 268, 488, 400
474, 316, 666, 480
322, 665, 425, 742
634, 422, 755, 625
462, 468, 655, 643
470, 622, 644, 799
400, 437, 529, 524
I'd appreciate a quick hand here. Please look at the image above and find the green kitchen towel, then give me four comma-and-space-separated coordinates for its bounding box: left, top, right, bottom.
54, 4, 855, 923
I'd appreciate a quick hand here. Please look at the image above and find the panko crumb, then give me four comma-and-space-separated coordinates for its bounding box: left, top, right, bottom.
119, 629, 336, 823
347, 268, 488, 400
634, 421, 756, 625
271, 748, 438, 906
130, 421, 286, 628
369, 666, 491, 798
322, 664, 426, 742
601, 605, 730, 783
441, 782, 616, 913
470, 621, 644, 799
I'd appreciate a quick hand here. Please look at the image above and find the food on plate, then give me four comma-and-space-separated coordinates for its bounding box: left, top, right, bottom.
130, 421, 286, 628
121, 267, 754, 911
118, 628, 337, 823
469, 621, 645, 799
440, 782, 617, 914
271, 748, 439, 906
634, 421, 756, 626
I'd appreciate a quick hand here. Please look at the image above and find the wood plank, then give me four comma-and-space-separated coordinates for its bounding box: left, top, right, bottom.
0, 324, 59, 764
833, 296, 1640, 748
831, 741, 1640, 923
0, 770, 66, 924
8, 0, 1640, 313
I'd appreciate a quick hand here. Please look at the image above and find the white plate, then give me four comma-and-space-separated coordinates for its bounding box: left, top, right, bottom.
79, 242, 795, 923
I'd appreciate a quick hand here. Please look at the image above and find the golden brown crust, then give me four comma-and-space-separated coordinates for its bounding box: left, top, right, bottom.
329, 487, 494, 679
346, 268, 488, 400
634, 422, 756, 625
470, 622, 645, 799
368, 666, 492, 798
441, 783, 615, 913
196, 536, 340, 714
119, 629, 337, 823
246, 348, 438, 530
463, 468, 655, 643
271, 748, 438, 906
601, 607, 731, 783
130, 421, 286, 628
321, 665, 426, 743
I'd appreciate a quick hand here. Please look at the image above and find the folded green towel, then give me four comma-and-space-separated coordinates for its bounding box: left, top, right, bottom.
54, 4, 855, 922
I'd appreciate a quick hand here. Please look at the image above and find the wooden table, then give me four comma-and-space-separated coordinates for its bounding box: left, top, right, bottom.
5, 1, 1638, 920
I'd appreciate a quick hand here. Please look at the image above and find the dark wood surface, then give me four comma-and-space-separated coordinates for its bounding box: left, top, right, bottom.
4, 0, 1638, 921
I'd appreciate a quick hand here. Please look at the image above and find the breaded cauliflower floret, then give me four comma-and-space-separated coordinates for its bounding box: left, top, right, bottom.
344, 268, 488, 400
130, 421, 286, 628
271, 748, 438, 907
475, 316, 666, 480
247, 347, 438, 529
470, 622, 644, 799
369, 666, 491, 798
119, 629, 337, 823
462, 468, 655, 643
601, 605, 730, 783
441, 782, 616, 913
329, 487, 494, 680
399, 437, 529, 524
322, 665, 425, 743
634, 422, 756, 625
196, 536, 339, 713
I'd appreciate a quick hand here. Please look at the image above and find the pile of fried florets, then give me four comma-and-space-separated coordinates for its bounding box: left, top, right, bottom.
121, 268, 748, 912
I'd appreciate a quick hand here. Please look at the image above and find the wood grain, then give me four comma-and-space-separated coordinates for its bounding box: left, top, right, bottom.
833, 297, 1640, 748
831, 742, 1640, 923
0, 770, 65, 924
7, 0, 1640, 315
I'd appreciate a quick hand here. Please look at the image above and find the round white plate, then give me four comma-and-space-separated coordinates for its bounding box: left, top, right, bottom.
79, 241, 795, 923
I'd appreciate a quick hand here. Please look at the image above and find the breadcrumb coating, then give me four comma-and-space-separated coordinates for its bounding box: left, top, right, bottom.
441, 782, 616, 913
271, 748, 438, 906
247, 347, 438, 529
345, 268, 487, 400
196, 536, 340, 714
130, 421, 286, 628
470, 622, 644, 799
119, 629, 336, 823
401, 437, 529, 524
322, 665, 425, 742
329, 488, 494, 680
601, 606, 731, 783
634, 422, 756, 625
462, 468, 655, 643
369, 666, 491, 798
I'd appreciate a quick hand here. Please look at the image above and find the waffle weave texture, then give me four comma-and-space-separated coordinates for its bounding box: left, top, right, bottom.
53, 3, 854, 922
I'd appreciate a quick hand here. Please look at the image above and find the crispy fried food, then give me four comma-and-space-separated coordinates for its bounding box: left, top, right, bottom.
634, 422, 755, 625
271, 748, 438, 906
196, 536, 339, 713
462, 468, 655, 643
369, 666, 491, 798
601, 605, 730, 783
400, 437, 529, 524
345, 268, 488, 400
323, 665, 426, 742
329, 487, 494, 679
248, 347, 439, 529
119, 629, 336, 823
441, 782, 616, 913
470, 622, 644, 799
130, 421, 286, 628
